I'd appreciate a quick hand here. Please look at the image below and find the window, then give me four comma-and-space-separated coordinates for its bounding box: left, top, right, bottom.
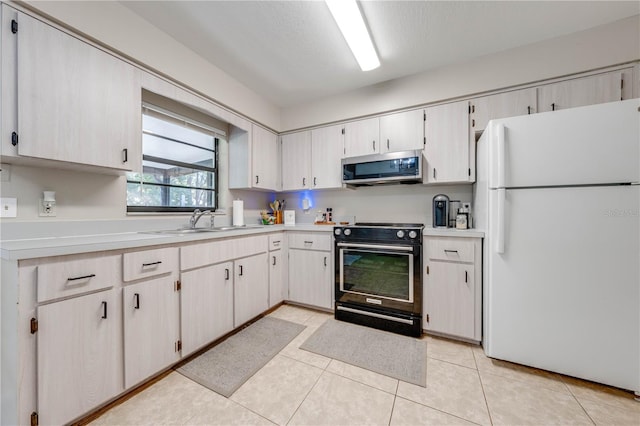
127, 104, 222, 213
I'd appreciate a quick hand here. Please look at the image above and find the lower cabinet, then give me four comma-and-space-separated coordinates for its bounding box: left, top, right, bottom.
180, 262, 234, 356
123, 276, 180, 388
269, 249, 284, 308
288, 248, 333, 310
234, 253, 269, 327
36, 289, 123, 426
423, 236, 482, 342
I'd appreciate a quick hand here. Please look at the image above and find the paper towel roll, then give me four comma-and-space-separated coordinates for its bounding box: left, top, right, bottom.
232, 199, 244, 226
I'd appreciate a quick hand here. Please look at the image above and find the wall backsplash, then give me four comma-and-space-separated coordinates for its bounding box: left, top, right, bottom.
276, 184, 474, 227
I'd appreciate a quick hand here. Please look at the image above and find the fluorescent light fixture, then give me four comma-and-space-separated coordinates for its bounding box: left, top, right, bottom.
326, 0, 380, 71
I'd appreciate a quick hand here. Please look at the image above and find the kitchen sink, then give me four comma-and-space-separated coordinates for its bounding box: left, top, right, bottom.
141, 225, 264, 235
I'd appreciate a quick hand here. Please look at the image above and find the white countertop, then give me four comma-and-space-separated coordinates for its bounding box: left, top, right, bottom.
423, 227, 485, 238
0, 224, 333, 261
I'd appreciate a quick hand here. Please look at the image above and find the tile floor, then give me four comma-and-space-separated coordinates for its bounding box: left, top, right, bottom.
92, 305, 639, 425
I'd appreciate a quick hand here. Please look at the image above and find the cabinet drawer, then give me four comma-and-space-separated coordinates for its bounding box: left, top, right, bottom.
180, 235, 268, 271
37, 254, 121, 303
123, 247, 178, 282
288, 233, 332, 251
427, 237, 475, 263
268, 233, 284, 251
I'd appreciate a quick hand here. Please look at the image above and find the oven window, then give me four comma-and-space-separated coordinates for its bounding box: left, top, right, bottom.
341, 249, 412, 301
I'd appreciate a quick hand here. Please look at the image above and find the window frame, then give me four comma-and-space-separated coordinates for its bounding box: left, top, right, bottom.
126, 104, 222, 214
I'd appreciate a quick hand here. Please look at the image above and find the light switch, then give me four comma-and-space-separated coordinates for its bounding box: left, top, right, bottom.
0, 197, 17, 218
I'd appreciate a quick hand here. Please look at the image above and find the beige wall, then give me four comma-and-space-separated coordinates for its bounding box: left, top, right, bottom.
282, 15, 640, 130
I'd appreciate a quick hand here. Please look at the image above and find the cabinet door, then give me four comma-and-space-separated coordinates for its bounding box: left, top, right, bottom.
537, 72, 623, 113
344, 117, 380, 157
311, 124, 344, 189
379, 109, 424, 153
424, 101, 471, 183
471, 88, 537, 131
234, 253, 269, 327
37, 289, 122, 426
269, 250, 284, 308
281, 131, 312, 191
16, 11, 140, 170
181, 261, 234, 356
288, 249, 332, 310
123, 276, 180, 388
252, 125, 279, 190
424, 262, 475, 340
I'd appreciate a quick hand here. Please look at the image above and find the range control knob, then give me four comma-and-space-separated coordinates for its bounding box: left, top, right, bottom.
408, 230, 418, 239
396, 230, 405, 238
344, 229, 351, 236
334, 228, 342, 236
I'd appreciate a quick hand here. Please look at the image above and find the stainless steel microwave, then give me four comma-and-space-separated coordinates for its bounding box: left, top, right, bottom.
342, 150, 422, 186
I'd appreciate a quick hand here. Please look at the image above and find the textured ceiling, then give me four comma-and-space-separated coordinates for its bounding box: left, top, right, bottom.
121, 1, 640, 108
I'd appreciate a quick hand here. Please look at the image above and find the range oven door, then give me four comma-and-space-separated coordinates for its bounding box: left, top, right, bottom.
335, 242, 421, 314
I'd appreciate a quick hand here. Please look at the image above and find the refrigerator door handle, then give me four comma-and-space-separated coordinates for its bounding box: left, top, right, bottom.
495, 188, 506, 254
496, 123, 506, 189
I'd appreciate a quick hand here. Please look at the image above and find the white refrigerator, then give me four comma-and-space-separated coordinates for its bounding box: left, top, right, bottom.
474, 99, 640, 395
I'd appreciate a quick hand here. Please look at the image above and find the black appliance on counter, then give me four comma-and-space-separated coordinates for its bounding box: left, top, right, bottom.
334, 223, 424, 337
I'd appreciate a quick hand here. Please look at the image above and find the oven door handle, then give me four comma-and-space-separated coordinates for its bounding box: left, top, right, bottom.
337, 242, 415, 252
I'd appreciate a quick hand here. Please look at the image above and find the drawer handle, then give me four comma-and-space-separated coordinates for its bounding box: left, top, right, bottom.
444, 250, 458, 254
142, 261, 162, 267
273, 240, 281, 246
134, 293, 140, 309
101, 301, 108, 319
67, 274, 96, 282
304, 240, 313, 244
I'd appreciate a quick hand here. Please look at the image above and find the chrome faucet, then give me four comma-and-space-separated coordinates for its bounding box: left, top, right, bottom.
189, 209, 211, 229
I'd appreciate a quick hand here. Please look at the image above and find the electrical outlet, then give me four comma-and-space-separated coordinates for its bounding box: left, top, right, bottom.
0, 197, 17, 218
39, 199, 57, 217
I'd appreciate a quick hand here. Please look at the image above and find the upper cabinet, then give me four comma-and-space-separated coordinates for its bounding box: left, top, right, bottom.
311, 124, 343, 189
379, 109, 425, 153
5, 10, 141, 171
537, 70, 629, 113
281, 127, 343, 191
343, 110, 424, 158
252, 125, 280, 190
229, 124, 280, 191
424, 100, 473, 184
344, 117, 379, 157
281, 131, 312, 191
469, 88, 537, 132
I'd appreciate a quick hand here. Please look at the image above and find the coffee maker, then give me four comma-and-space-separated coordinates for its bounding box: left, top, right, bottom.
432, 194, 450, 228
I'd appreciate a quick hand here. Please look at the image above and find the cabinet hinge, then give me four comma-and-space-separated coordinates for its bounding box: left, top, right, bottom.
11, 131, 18, 146
423, 136, 426, 145
426, 314, 430, 323
11, 19, 18, 34
426, 266, 429, 275
30, 412, 38, 426
175, 340, 182, 352
423, 112, 426, 121
30, 318, 38, 334
468, 105, 471, 114
175, 280, 181, 291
